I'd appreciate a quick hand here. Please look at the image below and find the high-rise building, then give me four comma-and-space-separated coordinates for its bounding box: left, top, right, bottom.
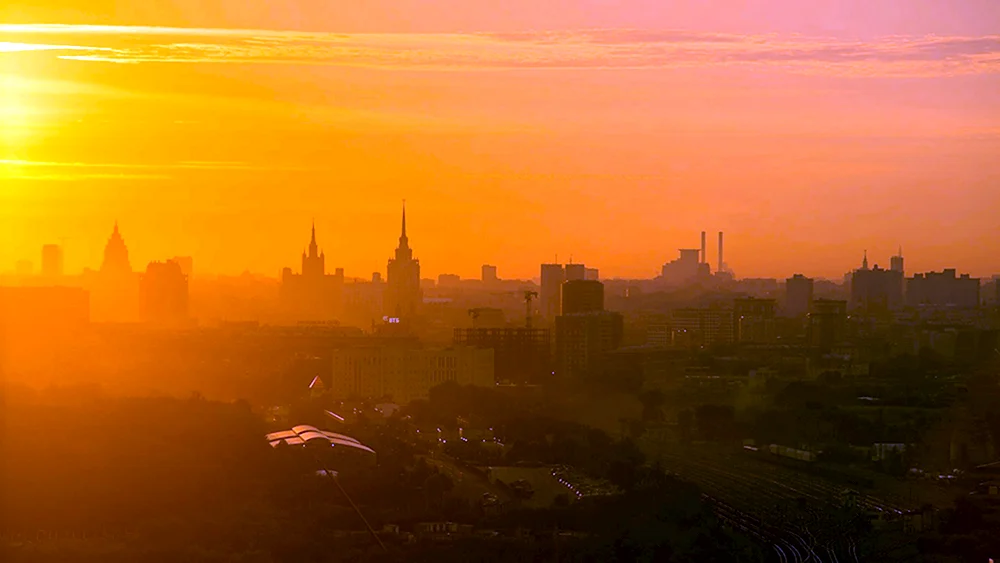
785, 274, 814, 317
555, 311, 624, 378
906, 269, 980, 308
733, 297, 776, 343
671, 307, 733, 347
561, 280, 604, 315
454, 327, 551, 384
540, 263, 565, 320
850, 252, 903, 313
890, 247, 904, 274
100, 222, 132, 275
585, 267, 599, 281
437, 273, 461, 288
565, 263, 586, 281
140, 259, 189, 326
280, 223, 344, 323
482, 264, 498, 285
808, 299, 847, 351
41, 244, 63, 278
385, 204, 422, 319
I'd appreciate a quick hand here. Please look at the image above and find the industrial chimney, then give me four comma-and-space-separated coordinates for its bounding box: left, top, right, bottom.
717, 232, 724, 273
700, 231, 707, 264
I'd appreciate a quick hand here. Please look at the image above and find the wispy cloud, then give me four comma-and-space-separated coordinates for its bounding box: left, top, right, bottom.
0, 159, 323, 181
0, 24, 998, 77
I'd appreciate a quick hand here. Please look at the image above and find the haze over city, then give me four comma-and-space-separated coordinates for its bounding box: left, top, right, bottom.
2, 2, 1000, 563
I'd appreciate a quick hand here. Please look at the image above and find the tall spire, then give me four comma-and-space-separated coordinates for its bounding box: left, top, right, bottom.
308, 220, 318, 257
399, 200, 409, 248
862, 250, 869, 270
113, 220, 119, 236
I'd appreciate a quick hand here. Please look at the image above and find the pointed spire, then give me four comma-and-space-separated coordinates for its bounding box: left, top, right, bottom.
401, 200, 407, 239
113, 220, 119, 235
862, 250, 869, 270
310, 220, 316, 246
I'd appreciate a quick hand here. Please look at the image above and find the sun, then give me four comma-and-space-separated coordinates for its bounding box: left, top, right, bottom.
0, 73, 34, 149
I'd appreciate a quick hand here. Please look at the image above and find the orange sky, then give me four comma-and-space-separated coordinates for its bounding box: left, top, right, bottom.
2, 2, 999, 280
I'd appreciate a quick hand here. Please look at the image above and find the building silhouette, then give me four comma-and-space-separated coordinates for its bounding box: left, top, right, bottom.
808, 299, 847, 351
890, 247, 904, 274
585, 267, 599, 281
565, 263, 586, 282
661, 248, 708, 285
384, 204, 421, 319
171, 256, 194, 278
906, 269, 980, 308
555, 311, 624, 378
91, 222, 139, 323
280, 223, 344, 323
140, 259, 189, 326
785, 274, 814, 317
329, 345, 493, 404
41, 244, 63, 278
850, 252, 903, 313
540, 263, 565, 320
733, 297, 776, 343
561, 279, 604, 315
482, 264, 498, 285
101, 222, 132, 275
454, 327, 551, 385
671, 307, 733, 347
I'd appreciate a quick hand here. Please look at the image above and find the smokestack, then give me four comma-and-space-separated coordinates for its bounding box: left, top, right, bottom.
700, 231, 706, 264
718, 232, 724, 273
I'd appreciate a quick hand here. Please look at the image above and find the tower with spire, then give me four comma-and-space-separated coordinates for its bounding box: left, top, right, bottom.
385, 202, 422, 319
280, 222, 344, 322
100, 221, 132, 275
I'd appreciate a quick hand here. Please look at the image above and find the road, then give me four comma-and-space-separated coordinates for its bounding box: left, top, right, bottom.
420, 454, 510, 504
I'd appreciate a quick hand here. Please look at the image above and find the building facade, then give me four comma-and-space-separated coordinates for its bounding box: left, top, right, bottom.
906, 269, 980, 308
454, 327, 551, 384
561, 280, 604, 315
555, 311, 624, 378
540, 263, 565, 320
733, 297, 776, 343
329, 346, 494, 404
140, 259, 189, 326
785, 274, 814, 317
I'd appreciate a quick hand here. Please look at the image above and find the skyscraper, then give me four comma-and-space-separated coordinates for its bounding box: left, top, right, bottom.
540, 263, 565, 320
100, 222, 132, 275
41, 244, 63, 278
850, 252, 903, 313
890, 247, 904, 274
482, 264, 498, 285
561, 280, 604, 315
565, 263, 586, 281
385, 203, 422, 319
280, 222, 344, 322
785, 274, 814, 317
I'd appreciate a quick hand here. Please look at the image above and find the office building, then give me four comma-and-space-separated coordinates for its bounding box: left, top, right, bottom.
906, 270, 980, 308
808, 299, 847, 350
890, 247, 904, 274
733, 297, 776, 343
482, 264, 498, 285
565, 263, 586, 282
140, 259, 189, 326
850, 252, 903, 313
329, 345, 494, 404
671, 308, 734, 347
101, 222, 132, 275
555, 311, 624, 378
585, 267, 599, 281
41, 244, 63, 278
385, 204, 422, 319
561, 279, 604, 315
91, 222, 139, 323
454, 327, 551, 384
280, 223, 344, 323
785, 274, 814, 317
540, 263, 565, 320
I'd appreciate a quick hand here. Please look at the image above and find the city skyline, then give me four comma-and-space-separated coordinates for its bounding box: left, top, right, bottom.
4, 216, 993, 282
3, 0, 999, 280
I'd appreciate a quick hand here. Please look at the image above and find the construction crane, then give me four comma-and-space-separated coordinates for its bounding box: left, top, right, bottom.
524, 290, 538, 329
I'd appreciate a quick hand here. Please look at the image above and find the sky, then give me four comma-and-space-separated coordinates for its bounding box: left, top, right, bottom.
1, 1, 999, 280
